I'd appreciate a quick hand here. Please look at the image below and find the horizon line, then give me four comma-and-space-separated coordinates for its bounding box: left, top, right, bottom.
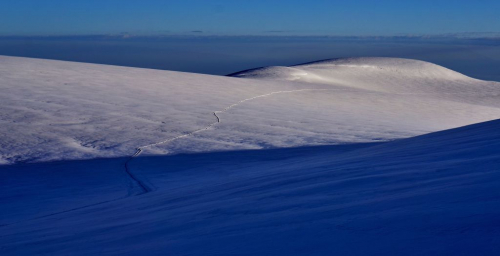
1, 33, 500, 40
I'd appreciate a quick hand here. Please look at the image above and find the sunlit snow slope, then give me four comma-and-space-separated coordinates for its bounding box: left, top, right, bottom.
1, 56, 500, 255
0, 56, 499, 164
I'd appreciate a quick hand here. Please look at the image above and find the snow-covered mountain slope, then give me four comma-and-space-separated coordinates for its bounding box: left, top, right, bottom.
1, 118, 500, 255
0, 56, 499, 164
1, 56, 500, 255
231, 57, 479, 89
231, 57, 500, 107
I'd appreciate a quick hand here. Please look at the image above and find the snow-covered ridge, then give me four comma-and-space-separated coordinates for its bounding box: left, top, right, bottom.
230, 57, 487, 93
0, 56, 499, 164
231, 57, 472, 81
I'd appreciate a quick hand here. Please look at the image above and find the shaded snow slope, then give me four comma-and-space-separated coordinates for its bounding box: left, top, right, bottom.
2, 56, 500, 255
1, 56, 499, 164
1, 119, 500, 255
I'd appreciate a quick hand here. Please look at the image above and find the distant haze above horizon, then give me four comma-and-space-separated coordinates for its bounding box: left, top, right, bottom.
2, 1, 499, 81
1, 36, 499, 82
1, 1, 499, 36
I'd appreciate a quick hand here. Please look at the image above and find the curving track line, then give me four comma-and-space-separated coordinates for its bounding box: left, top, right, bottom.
124, 88, 336, 194
0, 89, 338, 227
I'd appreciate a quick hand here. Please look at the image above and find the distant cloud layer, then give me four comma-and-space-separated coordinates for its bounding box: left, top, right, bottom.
1, 33, 499, 40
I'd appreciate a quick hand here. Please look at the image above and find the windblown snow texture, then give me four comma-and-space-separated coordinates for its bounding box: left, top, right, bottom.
1, 56, 500, 255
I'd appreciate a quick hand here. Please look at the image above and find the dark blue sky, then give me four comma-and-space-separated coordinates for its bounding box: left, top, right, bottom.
1, 0, 499, 36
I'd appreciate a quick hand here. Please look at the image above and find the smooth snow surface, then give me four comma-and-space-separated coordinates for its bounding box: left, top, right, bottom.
1, 56, 500, 255
1, 56, 499, 164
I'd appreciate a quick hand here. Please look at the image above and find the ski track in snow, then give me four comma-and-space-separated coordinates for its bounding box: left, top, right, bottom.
4, 84, 494, 224
1, 89, 339, 227
9, 86, 466, 225
124, 88, 337, 195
